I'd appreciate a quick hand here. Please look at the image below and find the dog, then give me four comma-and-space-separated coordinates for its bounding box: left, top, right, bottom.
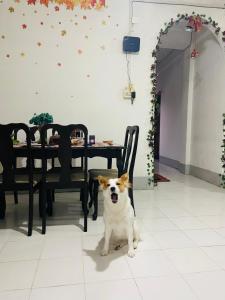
98, 173, 140, 258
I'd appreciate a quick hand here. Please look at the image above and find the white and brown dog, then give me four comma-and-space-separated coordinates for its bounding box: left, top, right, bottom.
98, 173, 140, 258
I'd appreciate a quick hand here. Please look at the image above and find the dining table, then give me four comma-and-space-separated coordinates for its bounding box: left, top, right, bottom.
0, 142, 124, 219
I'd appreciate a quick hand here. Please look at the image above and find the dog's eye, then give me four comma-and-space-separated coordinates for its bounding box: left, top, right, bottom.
116, 182, 120, 186
107, 184, 110, 187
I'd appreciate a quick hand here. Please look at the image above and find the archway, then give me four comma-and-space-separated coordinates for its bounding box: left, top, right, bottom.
147, 12, 225, 187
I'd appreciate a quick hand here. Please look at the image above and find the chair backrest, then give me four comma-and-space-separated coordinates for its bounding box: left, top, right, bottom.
13, 126, 38, 142
0, 123, 32, 187
122, 126, 139, 183
40, 124, 88, 186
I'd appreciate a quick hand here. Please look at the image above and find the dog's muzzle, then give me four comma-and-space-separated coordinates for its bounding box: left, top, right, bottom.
111, 193, 118, 203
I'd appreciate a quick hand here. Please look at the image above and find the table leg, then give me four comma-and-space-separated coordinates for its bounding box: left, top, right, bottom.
0, 191, 6, 219
107, 158, 112, 169
116, 150, 123, 177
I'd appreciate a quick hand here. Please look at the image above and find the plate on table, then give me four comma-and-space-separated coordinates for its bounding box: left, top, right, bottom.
102, 140, 113, 145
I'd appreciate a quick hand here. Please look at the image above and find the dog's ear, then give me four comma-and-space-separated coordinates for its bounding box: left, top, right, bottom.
120, 173, 129, 183
98, 176, 109, 189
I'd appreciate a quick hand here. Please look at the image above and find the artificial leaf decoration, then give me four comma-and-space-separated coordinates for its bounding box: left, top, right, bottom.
26, 0, 106, 10
27, 0, 36, 4
40, 0, 49, 7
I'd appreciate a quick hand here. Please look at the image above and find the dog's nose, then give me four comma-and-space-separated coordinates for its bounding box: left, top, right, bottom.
110, 187, 115, 192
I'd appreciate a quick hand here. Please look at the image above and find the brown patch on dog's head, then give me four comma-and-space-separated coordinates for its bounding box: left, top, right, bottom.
117, 173, 130, 192
98, 176, 109, 190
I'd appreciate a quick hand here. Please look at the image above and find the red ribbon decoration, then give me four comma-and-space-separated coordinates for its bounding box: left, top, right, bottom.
188, 16, 203, 32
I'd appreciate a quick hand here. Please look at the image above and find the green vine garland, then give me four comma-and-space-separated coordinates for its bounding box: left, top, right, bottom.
147, 12, 224, 187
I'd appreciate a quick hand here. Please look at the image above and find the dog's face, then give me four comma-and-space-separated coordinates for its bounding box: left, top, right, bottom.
98, 173, 129, 205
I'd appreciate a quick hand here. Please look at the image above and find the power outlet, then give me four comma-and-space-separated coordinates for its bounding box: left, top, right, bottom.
123, 84, 134, 100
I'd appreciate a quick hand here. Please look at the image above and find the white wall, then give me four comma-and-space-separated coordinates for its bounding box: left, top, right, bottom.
158, 49, 190, 164
0, 0, 149, 177
191, 28, 225, 173
0, 0, 225, 181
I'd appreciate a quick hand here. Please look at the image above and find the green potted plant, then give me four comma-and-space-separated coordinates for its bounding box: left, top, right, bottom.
29, 113, 53, 143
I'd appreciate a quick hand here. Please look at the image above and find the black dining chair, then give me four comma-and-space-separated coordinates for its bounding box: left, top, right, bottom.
0, 123, 40, 236
12, 126, 39, 204
88, 125, 139, 220
39, 124, 89, 234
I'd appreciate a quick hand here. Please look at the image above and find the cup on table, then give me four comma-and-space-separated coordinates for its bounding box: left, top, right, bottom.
89, 135, 95, 145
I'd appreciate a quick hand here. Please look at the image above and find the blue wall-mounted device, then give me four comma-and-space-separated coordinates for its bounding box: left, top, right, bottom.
123, 36, 140, 53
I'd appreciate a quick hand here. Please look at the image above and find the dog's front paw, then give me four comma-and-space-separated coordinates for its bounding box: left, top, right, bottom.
128, 249, 135, 258
133, 240, 138, 249
101, 249, 109, 256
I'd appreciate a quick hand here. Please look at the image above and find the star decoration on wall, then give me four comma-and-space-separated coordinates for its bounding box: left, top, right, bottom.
22, 24, 27, 29
8, 7, 15, 13
61, 30, 67, 36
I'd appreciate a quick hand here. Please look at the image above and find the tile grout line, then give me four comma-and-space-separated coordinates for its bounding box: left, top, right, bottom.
28, 234, 47, 300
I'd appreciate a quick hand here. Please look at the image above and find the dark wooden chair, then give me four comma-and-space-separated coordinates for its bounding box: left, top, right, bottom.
88, 125, 139, 220
39, 124, 89, 234
12, 126, 39, 204
0, 123, 40, 236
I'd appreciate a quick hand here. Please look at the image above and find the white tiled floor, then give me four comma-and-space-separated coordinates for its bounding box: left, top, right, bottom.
1, 164, 225, 299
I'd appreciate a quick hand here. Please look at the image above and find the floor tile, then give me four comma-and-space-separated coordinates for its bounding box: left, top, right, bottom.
198, 216, 225, 229
126, 250, 178, 278
0, 289, 30, 300
142, 218, 179, 232
30, 284, 85, 300
0, 260, 37, 291
152, 230, 196, 249
136, 275, 198, 300
215, 227, 225, 238
135, 207, 165, 219
164, 247, 219, 274
0, 240, 44, 262
184, 270, 225, 300
33, 257, 84, 288
169, 217, 207, 230
41, 236, 82, 259
85, 279, 142, 300
202, 245, 225, 268
157, 205, 191, 218
184, 229, 225, 246
82, 234, 104, 255
83, 251, 132, 283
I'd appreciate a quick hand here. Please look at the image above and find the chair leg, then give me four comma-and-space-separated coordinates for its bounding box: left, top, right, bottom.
0, 191, 6, 219
52, 189, 55, 202
41, 185, 46, 234
88, 178, 94, 208
39, 188, 42, 218
83, 185, 88, 232
92, 180, 99, 221
14, 191, 18, 204
28, 190, 33, 236
47, 189, 53, 217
